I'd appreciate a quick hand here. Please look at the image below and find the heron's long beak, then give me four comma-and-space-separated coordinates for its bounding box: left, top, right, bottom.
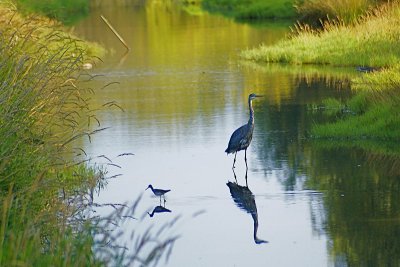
255, 94, 264, 98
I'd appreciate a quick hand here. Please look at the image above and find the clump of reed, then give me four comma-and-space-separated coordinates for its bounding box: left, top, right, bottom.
0, 4, 177, 266
294, 0, 377, 25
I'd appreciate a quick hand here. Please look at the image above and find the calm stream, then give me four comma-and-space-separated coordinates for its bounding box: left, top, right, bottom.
75, 2, 400, 266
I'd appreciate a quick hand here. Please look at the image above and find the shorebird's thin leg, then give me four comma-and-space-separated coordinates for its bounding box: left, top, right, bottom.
232, 151, 237, 169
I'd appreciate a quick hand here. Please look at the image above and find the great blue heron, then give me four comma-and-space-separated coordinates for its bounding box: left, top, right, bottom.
225, 93, 263, 168
146, 184, 171, 203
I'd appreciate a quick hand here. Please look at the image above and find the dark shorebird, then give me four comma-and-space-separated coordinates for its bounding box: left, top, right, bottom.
146, 184, 171, 203
225, 93, 263, 169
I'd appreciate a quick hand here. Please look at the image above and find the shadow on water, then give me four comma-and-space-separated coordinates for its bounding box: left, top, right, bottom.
227, 169, 268, 245
148, 203, 172, 218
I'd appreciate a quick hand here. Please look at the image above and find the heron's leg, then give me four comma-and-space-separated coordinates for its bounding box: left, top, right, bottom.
232, 151, 237, 169
245, 149, 248, 169
232, 168, 238, 183
245, 167, 248, 187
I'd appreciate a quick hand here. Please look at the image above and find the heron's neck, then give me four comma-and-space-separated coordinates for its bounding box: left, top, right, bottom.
248, 98, 254, 125
253, 214, 267, 244
252, 214, 259, 241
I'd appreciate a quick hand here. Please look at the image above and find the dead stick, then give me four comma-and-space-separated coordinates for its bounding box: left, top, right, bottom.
100, 15, 130, 52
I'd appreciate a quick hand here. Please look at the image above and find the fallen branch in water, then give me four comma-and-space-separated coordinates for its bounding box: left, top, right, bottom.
100, 14, 130, 52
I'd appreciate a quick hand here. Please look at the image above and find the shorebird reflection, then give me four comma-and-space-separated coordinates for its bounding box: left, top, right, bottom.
147, 204, 172, 218
227, 175, 268, 244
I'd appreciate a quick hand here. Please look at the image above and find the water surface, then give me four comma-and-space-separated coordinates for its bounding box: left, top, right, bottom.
75, 2, 400, 266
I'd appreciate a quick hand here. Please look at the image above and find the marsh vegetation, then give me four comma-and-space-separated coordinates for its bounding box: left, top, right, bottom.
3, 0, 400, 266
0, 4, 177, 266
239, 0, 400, 142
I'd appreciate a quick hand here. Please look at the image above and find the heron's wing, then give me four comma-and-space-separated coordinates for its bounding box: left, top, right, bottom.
226, 124, 250, 153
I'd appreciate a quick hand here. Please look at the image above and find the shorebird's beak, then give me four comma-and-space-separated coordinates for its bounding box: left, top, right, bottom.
255, 94, 264, 98
145, 186, 149, 190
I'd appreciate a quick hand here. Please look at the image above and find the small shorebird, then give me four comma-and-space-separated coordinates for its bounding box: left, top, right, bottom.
146, 184, 171, 203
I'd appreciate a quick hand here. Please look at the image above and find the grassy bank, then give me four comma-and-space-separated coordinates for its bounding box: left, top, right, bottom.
311, 67, 400, 140
15, 0, 89, 24
200, 0, 381, 23
242, 2, 400, 67
0, 5, 176, 266
202, 0, 297, 20
295, 0, 381, 25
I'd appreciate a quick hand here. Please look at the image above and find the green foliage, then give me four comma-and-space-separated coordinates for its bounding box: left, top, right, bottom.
15, 0, 89, 24
0, 5, 105, 266
202, 0, 297, 20
0, 5, 177, 266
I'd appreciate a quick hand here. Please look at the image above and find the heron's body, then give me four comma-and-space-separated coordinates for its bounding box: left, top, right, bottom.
225, 123, 254, 154
225, 93, 262, 168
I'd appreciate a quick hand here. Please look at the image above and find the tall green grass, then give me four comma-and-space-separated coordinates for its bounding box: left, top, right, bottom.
242, 1, 400, 67
0, 5, 177, 266
295, 0, 379, 25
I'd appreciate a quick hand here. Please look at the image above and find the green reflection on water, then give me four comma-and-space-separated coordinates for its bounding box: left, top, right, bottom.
306, 145, 400, 266
253, 70, 400, 266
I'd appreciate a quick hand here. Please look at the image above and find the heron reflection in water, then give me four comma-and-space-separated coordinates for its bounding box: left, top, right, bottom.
225, 93, 263, 169
227, 171, 268, 244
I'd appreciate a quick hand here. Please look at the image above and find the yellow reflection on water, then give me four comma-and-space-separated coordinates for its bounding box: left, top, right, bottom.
74, 1, 294, 131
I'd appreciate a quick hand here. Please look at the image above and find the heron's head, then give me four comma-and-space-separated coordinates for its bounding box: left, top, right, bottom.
146, 184, 153, 190
249, 93, 263, 100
